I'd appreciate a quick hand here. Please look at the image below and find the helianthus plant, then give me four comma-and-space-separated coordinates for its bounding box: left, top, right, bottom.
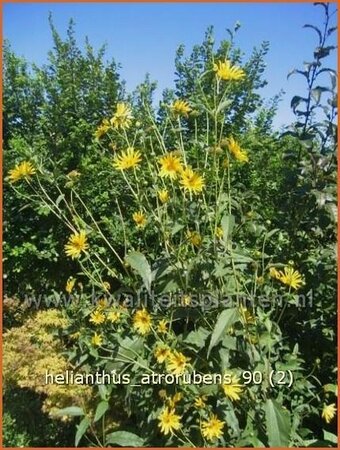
6, 18, 337, 448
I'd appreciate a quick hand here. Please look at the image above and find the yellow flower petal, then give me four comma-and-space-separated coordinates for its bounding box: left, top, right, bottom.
64, 231, 88, 259
158, 408, 181, 435
201, 414, 224, 441
213, 60, 245, 81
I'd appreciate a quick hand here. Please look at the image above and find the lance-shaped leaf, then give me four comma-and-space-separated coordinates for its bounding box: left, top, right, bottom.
264, 399, 291, 447
106, 431, 145, 447
311, 86, 331, 104
75, 417, 90, 447
125, 251, 152, 293
54, 406, 85, 417
207, 308, 238, 357
303, 24, 322, 45
221, 214, 235, 242
287, 69, 309, 80
290, 96, 308, 113
315, 68, 337, 89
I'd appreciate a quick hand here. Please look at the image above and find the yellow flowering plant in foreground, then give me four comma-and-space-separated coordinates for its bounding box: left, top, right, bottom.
213, 59, 245, 81
8, 161, 36, 183
64, 230, 89, 259
5, 19, 337, 448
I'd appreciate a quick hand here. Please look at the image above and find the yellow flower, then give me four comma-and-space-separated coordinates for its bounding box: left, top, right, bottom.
110, 102, 132, 130
187, 230, 202, 247
64, 231, 89, 259
269, 267, 281, 280
158, 389, 167, 399
201, 414, 224, 441
157, 319, 168, 334
154, 346, 170, 364
89, 310, 106, 325
113, 147, 142, 170
278, 266, 304, 290
65, 277, 76, 294
180, 167, 205, 194
167, 351, 190, 375
239, 306, 255, 325
171, 99, 191, 117
94, 118, 110, 139
213, 59, 245, 81
67, 170, 81, 179
91, 332, 103, 346
8, 161, 36, 183
158, 189, 170, 204
226, 137, 249, 163
182, 295, 192, 306
222, 373, 244, 401
132, 211, 147, 229
158, 408, 181, 435
107, 311, 121, 323
158, 153, 182, 179
215, 227, 224, 239
70, 331, 81, 340
168, 392, 183, 408
256, 276, 264, 285
133, 308, 152, 335
194, 396, 207, 409
321, 403, 336, 423
96, 298, 109, 310
102, 281, 111, 291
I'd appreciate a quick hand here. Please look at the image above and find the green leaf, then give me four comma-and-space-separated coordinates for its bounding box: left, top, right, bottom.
299, 133, 315, 148
75, 417, 90, 447
125, 251, 152, 293
156, 277, 180, 294
231, 252, 254, 263
314, 45, 336, 60
303, 24, 322, 45
184, 327, 210, 349
54, 406, 85, 417
323, 430, 337, 444
323, 383, 338, 395
265, 228, 280, 240
311, 86, 331, 104
216, 99, 232, 115
264, 399, 291, 447
55, 193, 65, 207
290, 96, 308, 113
224, 408, 240, 435
117, 336, 144, 362
207, 308, 238, 357
327, 26, 337, 36
221, 214, 235, 242
171, 222, 185, 236
314, 2, 328, 13
287, 69, 309, 80
98, 383, 109, 400
222, 335, 237, 350
281, 130, 299, 139
316, 68, 337, 89
106, 431, 145, 447
214, 260, 230, 278
94, 401, 109, 422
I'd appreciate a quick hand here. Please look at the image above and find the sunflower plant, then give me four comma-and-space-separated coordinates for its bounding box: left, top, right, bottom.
5, 10, 337, 448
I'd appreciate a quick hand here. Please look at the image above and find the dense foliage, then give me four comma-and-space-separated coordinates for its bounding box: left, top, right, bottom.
3, 4, 337, 447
